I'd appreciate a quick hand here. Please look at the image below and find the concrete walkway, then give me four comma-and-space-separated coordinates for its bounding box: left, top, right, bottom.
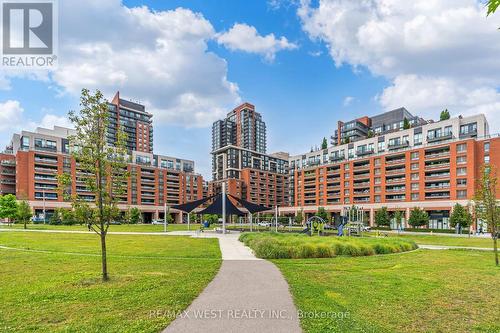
163, 231, 302, 333
419, 244, 493, 251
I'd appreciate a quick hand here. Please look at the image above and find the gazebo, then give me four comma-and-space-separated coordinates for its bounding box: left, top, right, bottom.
171, 189, 271, 233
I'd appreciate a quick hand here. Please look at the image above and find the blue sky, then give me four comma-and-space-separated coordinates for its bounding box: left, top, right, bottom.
1, 0, 499, 178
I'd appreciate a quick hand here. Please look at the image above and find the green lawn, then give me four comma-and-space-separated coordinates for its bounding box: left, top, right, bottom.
0, 232, 221, 332
275, 250, 499, 333
0, 222, 204, 233
373, 232, 494, 248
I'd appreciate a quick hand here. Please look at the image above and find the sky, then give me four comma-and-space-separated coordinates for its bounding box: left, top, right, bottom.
1, 0, 499, 178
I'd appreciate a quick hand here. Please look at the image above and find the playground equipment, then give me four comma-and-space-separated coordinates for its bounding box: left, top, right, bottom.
305, 216, 326, 236
339, 205, 366, 237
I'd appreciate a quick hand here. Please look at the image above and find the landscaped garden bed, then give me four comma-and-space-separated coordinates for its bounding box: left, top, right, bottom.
239, 232, 417, 259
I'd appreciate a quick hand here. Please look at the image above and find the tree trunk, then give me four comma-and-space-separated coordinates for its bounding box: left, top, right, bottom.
24, 220, 27, 229
494, 236, 498, 266
100, 232, 109, 281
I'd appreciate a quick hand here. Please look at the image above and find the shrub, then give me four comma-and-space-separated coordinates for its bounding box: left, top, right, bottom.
240, 232, 417, 259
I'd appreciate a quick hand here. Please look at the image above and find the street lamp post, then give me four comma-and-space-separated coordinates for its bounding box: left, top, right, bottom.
222, 182, 226, 234
163, 202, 169, 233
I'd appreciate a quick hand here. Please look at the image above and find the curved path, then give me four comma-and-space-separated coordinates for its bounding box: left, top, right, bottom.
163, 231, 302, 333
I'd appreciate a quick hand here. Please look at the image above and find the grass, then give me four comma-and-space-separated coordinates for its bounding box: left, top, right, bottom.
239, 233, 417, 259
274, 250, 500, 333
373, 232, 494, 248
0, 231, 221, 332
0, 222, 204, 233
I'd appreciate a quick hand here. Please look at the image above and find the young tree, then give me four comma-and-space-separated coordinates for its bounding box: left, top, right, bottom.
403, 117, 411, 130
59, 88, 129, 281
321, 137, 328, 150
0, 194, 19, 225
295, 209, 304, 225
408, 207, 429, 228
439, 109, 450, 121
375, 206, 390, 226
16, 200, 32, 229
316, 207, 328, 221
450, 203, 473, 233
367, 130, 374, 138
474, 165, 500, 266
126, 207, 142, 224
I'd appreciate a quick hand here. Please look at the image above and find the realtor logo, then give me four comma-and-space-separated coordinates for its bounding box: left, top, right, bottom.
1, 0, 58, 68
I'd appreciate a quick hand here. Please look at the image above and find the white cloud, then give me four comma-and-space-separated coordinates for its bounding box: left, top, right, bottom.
30, 114, 73, 130
0, 100, 24, 132
299, 0, 500, 129
0, 2, 241, 128
343, 96, 354, 106
217, 23, 298, 61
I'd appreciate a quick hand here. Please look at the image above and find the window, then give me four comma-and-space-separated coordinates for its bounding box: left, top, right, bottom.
375, 177, 381, 184
411, 193, 419, 201
375, 168, 381, 175
411, 173, 419, 180
457, 167, 467, 176
485, 142, 490, 152
459, 122, 477, 135
457, 190, 467, 199
344, 163, 350, 170
457, 179, 467, 186
378, 141, 385, 151
411, 183, 419, 190
456, 156, 467, 164
375, 158, 381, 166
21, 136, 29, 149
414, 133, 423, 145
411, 151, 419, 160
348, 148, 354, 158
375, 186, 381, 193
344, 181, 350, 187
344, 189, 350, 195
485, 155, 490, 164
375, 195, 381, 203
411, 163, 419, 170
444, 126, 452, 136
457, 143, 467, 152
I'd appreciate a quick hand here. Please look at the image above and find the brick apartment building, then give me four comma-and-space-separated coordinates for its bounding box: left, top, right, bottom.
210, 103, 289, 207
282, 111, 498, 230
0, 94, 203, 223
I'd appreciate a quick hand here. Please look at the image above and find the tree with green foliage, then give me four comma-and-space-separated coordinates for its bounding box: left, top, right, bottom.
408, 207, 429, 228
474, 165, 500, 266
203, 214, 218, 226
16, 200, 32, 229
403, 117, 411, 130
367, 130, 374, 138
316, 207, 328, 222
126, 207, 142, 224
450, 203, 473, 233
393, 210, 404, 229
375, 206, 390, 226
321, 137, 328, 150
295, 209, 304, 225
487, 0, 500, 28
440, 109, 450, 121
60, 208, 76, 225
58, 88, 129, 281
73, 202, 94, 226
0, 194, 18, 225
487, 0, 499, 16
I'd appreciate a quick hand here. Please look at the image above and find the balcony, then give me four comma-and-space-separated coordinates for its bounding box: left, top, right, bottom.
385, 168, 406, 175
459, 129, 477, 139
427, 133, 453, 143
388, 141, 409, 150
329, 155, 345, 162
34, 157, 58, 164
0, 160, 16, 166
356, 149, 374, 157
